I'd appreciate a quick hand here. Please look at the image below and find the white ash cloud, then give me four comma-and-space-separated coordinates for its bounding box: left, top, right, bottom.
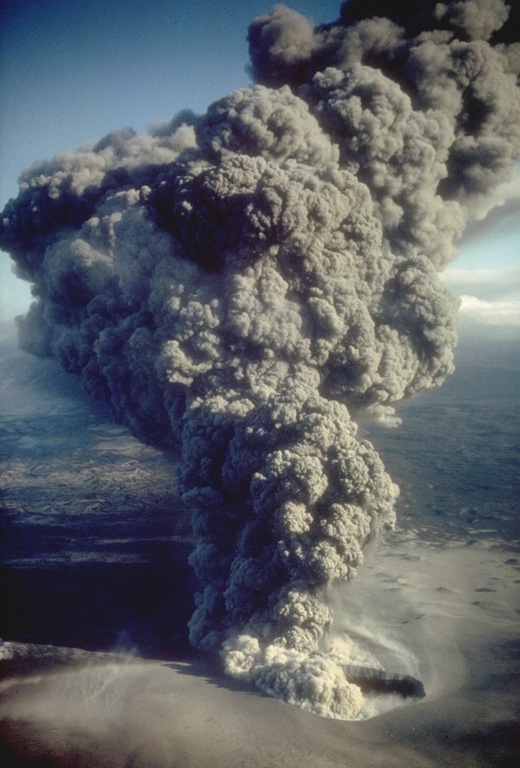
1, 1, 519, 719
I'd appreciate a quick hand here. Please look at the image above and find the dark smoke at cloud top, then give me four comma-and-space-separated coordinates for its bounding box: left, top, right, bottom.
1, 1, 519, 719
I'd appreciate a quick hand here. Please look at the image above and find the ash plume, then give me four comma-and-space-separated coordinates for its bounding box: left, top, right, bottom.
1, 1, 519, 719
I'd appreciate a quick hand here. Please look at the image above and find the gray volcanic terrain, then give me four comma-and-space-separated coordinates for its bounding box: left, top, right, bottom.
0, 330, 194, 657
365, 332, 520, 546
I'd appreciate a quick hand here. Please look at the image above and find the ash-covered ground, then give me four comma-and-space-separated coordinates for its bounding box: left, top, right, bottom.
0, 328, 194, 657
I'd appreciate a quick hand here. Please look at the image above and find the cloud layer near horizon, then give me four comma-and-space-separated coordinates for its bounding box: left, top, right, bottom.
442, 264, 520, 325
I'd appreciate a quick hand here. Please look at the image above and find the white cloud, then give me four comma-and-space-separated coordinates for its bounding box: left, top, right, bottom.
457, 295, 520, 325
442, 264, 520, 326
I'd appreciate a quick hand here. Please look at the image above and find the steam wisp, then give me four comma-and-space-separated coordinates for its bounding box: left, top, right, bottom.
1, 1, 519, 718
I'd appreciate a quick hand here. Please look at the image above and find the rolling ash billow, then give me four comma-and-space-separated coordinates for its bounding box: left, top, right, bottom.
1, 0, 519, 718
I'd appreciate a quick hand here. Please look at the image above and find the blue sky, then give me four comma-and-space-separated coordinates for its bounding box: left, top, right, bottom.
1, 0, 518, 329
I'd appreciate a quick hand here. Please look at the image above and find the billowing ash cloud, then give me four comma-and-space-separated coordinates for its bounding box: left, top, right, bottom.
1, 1, 519, 718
